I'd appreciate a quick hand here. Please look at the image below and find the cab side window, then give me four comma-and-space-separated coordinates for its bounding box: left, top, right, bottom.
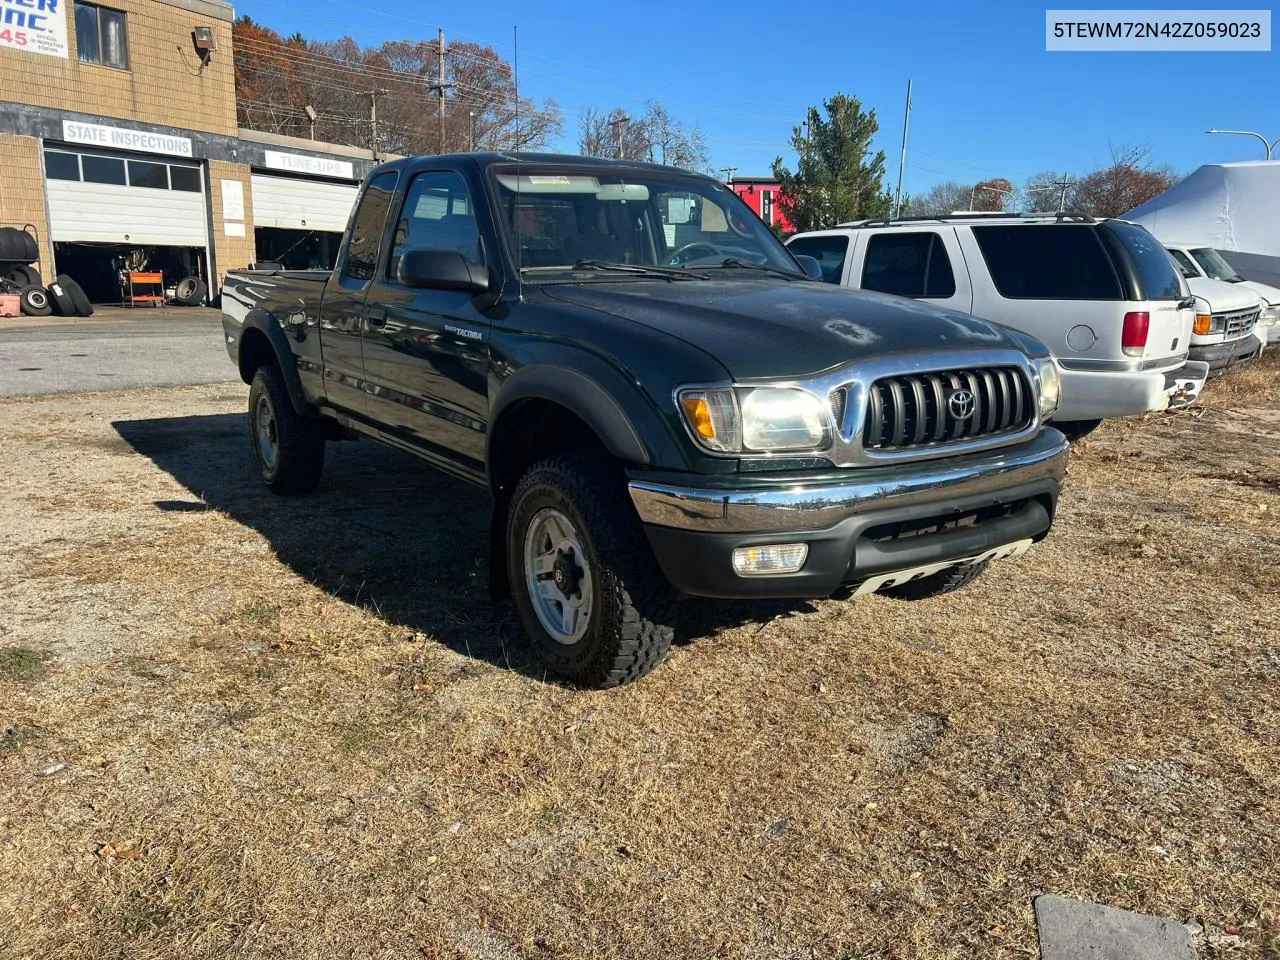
787, 235, 848, 284
342, 171, 398, 283
862, 232, 956, 298
389, 171, 483, 281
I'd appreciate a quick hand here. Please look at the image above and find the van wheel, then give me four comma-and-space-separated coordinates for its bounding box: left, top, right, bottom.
18, 285, 52, 316
507, 454, 676, 688
882, 560, 990, 600
1053, 419, 1101, 442
248, 364, 325, 495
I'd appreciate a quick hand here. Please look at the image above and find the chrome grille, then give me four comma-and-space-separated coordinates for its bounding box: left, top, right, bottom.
861, 366, 1034, 451
1215, 307, 1259, 338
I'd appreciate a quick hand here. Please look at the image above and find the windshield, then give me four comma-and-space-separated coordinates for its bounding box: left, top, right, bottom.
1167, 248, 1199, 278
489, 164, 802, 279
1190, 247, 1244, 282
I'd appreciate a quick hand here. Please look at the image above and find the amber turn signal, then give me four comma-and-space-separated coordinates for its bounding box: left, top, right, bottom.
1193, 313, 1212, 336
681, 396, 716, 439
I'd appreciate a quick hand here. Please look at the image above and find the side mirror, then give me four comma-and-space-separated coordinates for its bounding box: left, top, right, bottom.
793, 254, 823, 282
397, 248, 489, 294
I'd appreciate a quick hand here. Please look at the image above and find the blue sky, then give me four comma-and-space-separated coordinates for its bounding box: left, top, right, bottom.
240, 0, 1279, 193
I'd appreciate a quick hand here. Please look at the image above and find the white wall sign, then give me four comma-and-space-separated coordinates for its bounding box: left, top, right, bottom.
0, 0, 69, 59
264, 149, 355, 181
62, 120, 193, 157
220, 179, 245, 222
224, 222, 246, 238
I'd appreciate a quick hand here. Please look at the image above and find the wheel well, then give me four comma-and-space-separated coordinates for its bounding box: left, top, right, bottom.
485, 399, 612, 602
488, 398, 609, 497
238, 327, 276, 384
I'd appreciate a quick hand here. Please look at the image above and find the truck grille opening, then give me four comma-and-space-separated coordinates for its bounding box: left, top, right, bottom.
1215, 307, 1259, 338
861, 366, 1033, 451
864, 500, 1028, 543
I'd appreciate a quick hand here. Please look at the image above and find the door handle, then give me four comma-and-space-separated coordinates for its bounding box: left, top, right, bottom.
366, 305, 387, 328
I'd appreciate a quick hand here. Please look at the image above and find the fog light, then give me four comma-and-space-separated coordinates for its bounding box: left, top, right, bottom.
732, 543, 808, 576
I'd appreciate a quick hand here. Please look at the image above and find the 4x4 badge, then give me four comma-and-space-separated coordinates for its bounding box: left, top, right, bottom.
948, 388, 975, 420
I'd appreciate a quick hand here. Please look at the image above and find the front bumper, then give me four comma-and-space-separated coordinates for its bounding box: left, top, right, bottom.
628, 429, 1069, 599
1190, 335, 1261, 377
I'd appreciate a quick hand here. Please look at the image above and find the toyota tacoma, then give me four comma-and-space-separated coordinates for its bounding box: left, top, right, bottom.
222, 153, 1070, 688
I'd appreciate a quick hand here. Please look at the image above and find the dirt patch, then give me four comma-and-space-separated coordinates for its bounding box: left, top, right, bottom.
1, 365, 1279, 959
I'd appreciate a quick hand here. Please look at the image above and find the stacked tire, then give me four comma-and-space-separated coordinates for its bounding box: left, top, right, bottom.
0, 226, 93, 318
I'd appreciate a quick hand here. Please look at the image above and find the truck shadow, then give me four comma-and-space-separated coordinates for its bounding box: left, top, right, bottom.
113, 413, 811, 679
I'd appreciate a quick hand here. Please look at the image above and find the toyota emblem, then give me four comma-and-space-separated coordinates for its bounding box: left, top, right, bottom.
948, 388, 975, 420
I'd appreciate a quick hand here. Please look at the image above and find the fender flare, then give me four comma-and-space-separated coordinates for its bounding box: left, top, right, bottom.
487, 363, 652, 476
237, 310, 316, 417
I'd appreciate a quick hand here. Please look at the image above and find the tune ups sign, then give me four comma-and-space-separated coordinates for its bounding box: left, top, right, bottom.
0, 0, 69, 58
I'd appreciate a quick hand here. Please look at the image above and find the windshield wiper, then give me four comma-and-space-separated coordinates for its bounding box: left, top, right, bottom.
570, 259, 707, 280
702, 258, 805, 280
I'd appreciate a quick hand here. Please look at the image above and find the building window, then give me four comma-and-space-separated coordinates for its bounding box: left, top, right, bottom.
127, 160, 169, 190
169, 166, 202, 192
81, 154, 127, 185
44, 151, 82, 182
75, 2, 128, 70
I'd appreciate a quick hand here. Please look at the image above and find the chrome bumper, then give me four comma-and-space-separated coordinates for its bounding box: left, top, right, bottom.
629, 429, 1070, 534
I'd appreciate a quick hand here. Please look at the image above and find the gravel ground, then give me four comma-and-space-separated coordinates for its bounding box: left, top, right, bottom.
0, 358, 1278, 959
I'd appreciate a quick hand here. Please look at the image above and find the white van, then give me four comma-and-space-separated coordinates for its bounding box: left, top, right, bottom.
1165, 243, 1278, 351
787, 214, 1208, 440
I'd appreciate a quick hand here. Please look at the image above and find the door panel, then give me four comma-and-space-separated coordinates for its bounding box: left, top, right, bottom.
849, 228, 973, 314
360, 170, 492, 474
318, 170, 398, 416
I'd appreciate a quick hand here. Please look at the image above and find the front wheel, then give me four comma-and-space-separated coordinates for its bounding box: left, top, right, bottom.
507, 454, 676, 688
248, 365, 325, 495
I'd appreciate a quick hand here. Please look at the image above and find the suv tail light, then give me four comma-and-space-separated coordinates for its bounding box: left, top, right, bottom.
1122, 311, 1149, 356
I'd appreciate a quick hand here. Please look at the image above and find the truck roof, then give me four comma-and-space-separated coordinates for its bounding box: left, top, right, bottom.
831, 212, 1100, 229
373, 151, 711, 178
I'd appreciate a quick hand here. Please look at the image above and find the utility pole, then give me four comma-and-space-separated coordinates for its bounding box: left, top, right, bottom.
468, 110, 476, 151
893, 78, 912, 219
430, 29, 456, 155
1057, 171, 1073, 211
369, 89, 387, 160
609, 113, 630, 159
720, 166, 737, 185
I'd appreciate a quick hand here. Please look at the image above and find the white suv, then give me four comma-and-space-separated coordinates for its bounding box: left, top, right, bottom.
787, 214, 1208, 440
1166, 243, 1278, 353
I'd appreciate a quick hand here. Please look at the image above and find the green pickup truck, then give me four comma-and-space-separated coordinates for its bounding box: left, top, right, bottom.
222, 152, 1069, 688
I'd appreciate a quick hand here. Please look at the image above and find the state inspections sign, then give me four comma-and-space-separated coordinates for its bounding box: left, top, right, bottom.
0, 0, 69, 58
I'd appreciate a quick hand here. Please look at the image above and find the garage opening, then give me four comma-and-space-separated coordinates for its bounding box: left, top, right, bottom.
253, 228, 343, 270
52, 243, 207, 304
251, 172, 357, 271
43, 145, 209, 305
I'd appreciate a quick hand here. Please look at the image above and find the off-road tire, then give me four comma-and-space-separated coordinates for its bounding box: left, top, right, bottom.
47, 280, 76, 316
248, 364, 325, 495
507, 453, 677, 688
882, 559, 990, 601
18, 284, 52, 316
1053, 419, 1102, 442
60, 276, 94, 316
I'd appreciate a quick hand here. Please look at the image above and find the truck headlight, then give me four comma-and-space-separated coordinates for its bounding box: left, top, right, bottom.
1031, 357, 1061, 419
678, 386, 831, 454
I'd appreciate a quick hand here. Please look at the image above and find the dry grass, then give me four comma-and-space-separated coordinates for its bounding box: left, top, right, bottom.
1, 358, 1279, 960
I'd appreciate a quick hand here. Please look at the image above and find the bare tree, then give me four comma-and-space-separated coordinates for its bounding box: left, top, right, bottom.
232, 17, 562, 156
1072, 144, 1179, 217
903, 180, 971, 217
578, 101, 711, 171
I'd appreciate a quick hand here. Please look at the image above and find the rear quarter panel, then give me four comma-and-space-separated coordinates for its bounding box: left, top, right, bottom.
221, 270, 330, 401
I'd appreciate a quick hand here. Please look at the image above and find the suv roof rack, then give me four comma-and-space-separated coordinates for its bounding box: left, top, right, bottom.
841, 211, 1097, 228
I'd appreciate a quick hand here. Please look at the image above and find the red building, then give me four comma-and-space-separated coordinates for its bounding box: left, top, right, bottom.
729, 177, 795, 233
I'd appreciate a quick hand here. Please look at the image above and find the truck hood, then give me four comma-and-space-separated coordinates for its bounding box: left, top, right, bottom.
1187, 276, 1264, 313
541, 279, 1023, 379
1239, 278, 1280, 307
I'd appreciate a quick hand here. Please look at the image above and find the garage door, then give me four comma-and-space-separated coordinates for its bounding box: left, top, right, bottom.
251, 174, 358, 233
43, 146, 207, 246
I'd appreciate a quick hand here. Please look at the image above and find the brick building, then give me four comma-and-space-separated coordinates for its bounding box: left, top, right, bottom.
0, 0, 379, 302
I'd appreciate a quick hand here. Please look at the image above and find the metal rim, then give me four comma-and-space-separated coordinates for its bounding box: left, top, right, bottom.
176, 278, 197, 299
26, 289, 48, 308
523, 507, 593, 645
254, 393, 279, 473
